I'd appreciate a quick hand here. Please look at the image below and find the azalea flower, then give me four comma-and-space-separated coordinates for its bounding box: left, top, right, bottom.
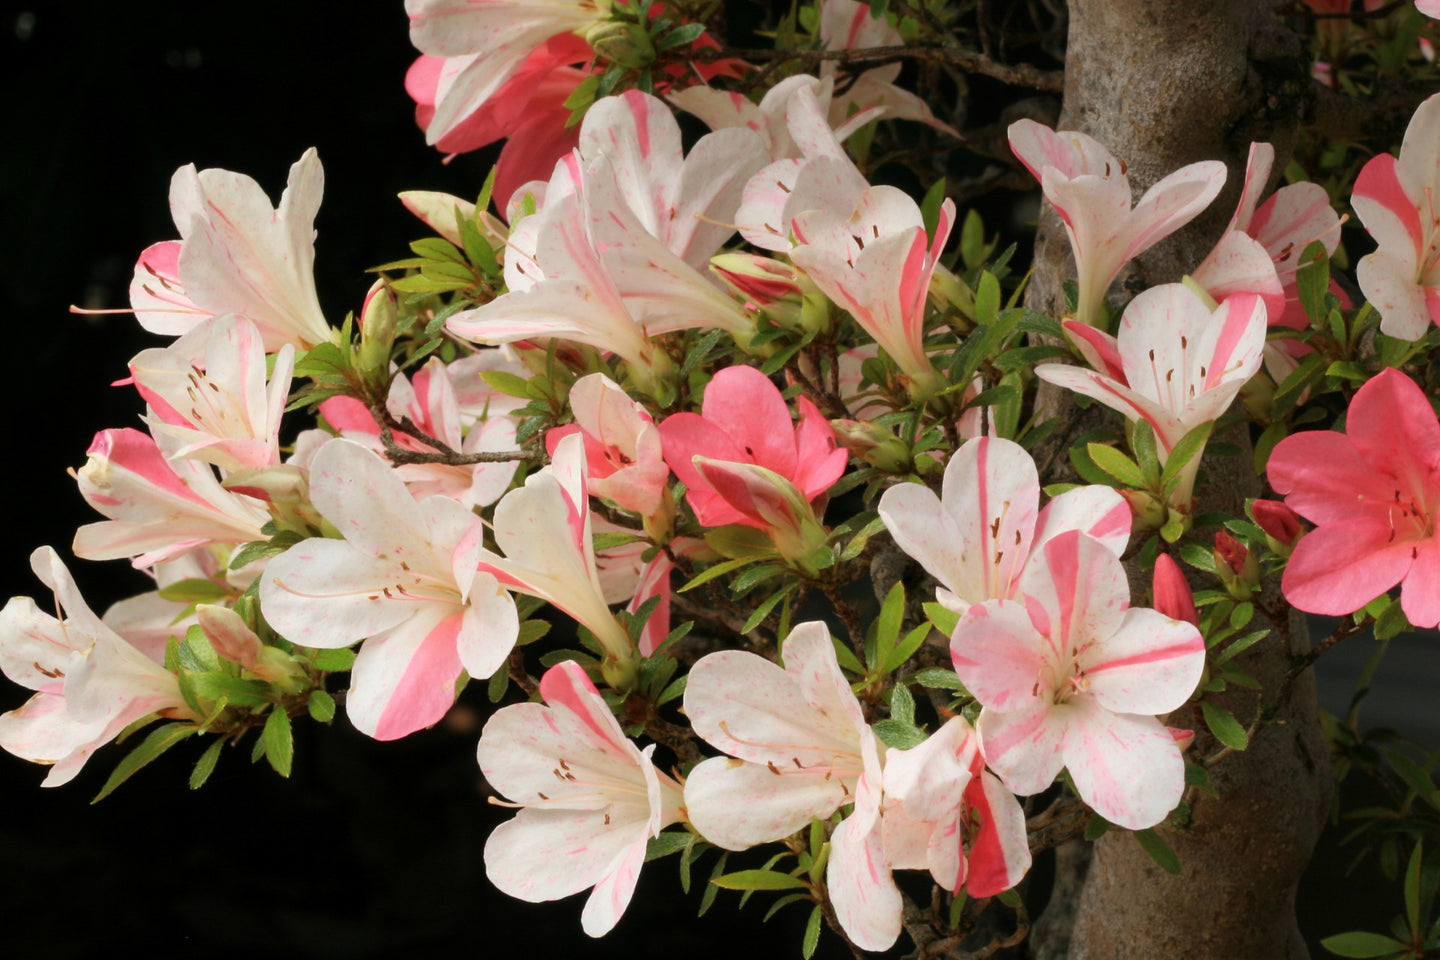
128, 150, 331, 350
319, 356, 520, 509
817, 0, 959, 134
1266, 368, 1440, 627
128, 315, 294, 474
0, 547, 195, 786
546, 372, 669, 519
683, 621, 899, 950
878, 436, 1131, 615
951, 530, 1206, 829
1035, 284, 1267, 507
1192, 142, 1341, 334
789, 185, 955, 396
1007, 119, 1226, 326
259, 438, 519, 740
405, 0, 608, 149
73, 427, 270, 568
880, 716, 1031, 897
1352, 93, 1440, 339
658, 365, 846, 529
478, 660, 684, 936
481, 434, 639, 680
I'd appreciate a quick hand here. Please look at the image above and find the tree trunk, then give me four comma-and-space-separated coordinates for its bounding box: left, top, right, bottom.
1027, 3, 1332, 958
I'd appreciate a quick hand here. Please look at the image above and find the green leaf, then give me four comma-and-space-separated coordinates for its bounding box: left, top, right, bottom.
189, 737, 224, 790
1131, 419, 1162, 486
873, 582, 905, 670
698, 852, 728, 916
307, 689, 336, 723
829, 637, 865, 676
959, 208, 985, 269
802, 904, 823, 960
93, 722, 197, 802
157, 578, 231, 604
911, 666, 965, 690
1201, 701, 1249, 751
975, 271, 1002, 327
480, 370, 534, 399
881, 623, 931, 675
742, 585, 795, 635
262, 708, 294, 778
1084, 815, 1111, 841
923, 601, 960, 637
312, 648, 358, 671
711, 869, 809, 891
656, 21, 705, 49
1318, 931, 1409, 957
680, 556, 759, 592
1406, 841, 1424, 936
410, 237, 466, 264
1295, 240, 1331, 326
890, 683, 915, 725
487, 663, 510, 702
1160, 421, 1213, 494
1087, 442, 1146, 488
871, 717, 929, 749
645, 831, 696, 861
1133, 828, 1181, 875
919, 177, 947, 242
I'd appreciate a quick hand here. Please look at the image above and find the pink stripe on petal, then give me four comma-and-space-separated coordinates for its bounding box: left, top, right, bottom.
539, 661, 624, 750
1354, 153, 1424, 256
372, 614, 464, 741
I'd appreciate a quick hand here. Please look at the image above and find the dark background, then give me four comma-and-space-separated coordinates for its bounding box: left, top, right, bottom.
2, 2, 1436, 957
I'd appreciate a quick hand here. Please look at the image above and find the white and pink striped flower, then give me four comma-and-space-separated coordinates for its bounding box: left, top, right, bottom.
259, 438, 519, 740
951, 530, 1205, 829
479, 660, 684, 936
878, 436, 1131, 615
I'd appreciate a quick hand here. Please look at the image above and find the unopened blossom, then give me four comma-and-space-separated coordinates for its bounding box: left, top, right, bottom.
129, 150, 330, 350
1352, 93, 1440, 339
881, 716, 1031, 897
659, 365, 846, 529
546, 373, 669, 519
128, 315, 294, 474
1036, 284, 1267, 506
479, 660, 684, 936
73, 427, 270, 568
684, 621, 900, 950
1267, 368, 1440, 627
1008, 119, 1226, 326
879, 436, 1131, 615
259, 439, 519, 740
952, 530, 1206, 829
0, 548, 194, 786
1151, 553, 1198, 626
1251, 498, 1303, 556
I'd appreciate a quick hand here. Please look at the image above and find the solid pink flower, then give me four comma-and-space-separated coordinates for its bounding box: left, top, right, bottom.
658, 366, 846, 529
479, 660, 684, 936
951, 530, 1206, 829
1266, 368, 1440, 627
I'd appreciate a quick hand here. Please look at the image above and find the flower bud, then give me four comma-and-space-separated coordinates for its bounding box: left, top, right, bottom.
223, 465, 324, 534
586, 21, 655, 69
357, 279, 398, 389
710, 253, 803, 305
1251, 498, 1303, 556
830, 419, 911, 473
1213, 530, 1260, 599
1121, 488, 1168, 533
1152, 553, 1199, 626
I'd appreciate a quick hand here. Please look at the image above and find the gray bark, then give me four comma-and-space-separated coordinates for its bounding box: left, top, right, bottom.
1026, 3, 1332, 958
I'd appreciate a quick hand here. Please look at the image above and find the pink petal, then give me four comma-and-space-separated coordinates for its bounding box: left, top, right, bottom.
1063, 700, 1184, 830
1080, 608, 1205, 715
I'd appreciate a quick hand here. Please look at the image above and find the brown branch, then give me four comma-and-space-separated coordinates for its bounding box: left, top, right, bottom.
369, 403, 548, 466
710, 43, 1063, 92
1306, 80, 1440, 144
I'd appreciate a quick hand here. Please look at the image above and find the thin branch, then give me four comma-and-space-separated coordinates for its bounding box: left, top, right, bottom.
1307, 80, 1440, 144
708, 43, 1063, 92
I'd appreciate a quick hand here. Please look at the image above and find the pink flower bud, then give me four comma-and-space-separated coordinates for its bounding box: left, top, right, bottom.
1251, 498, 1302, 551
1153, 553, 1199, 626
1213, 530, 1260, 599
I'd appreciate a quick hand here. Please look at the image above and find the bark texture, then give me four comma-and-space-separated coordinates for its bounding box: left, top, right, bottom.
1027, 2, 1332, 958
